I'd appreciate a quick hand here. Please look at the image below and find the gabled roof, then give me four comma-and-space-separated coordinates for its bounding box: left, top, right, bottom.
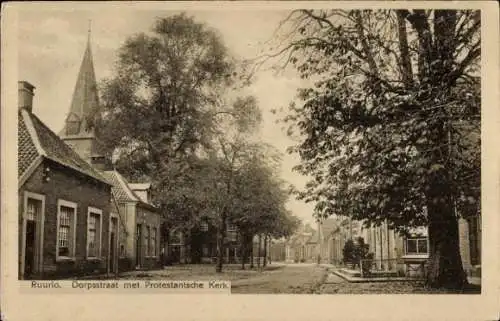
103, 170, 158, 211
103, 170, 139, 202
18, 109, 111, 186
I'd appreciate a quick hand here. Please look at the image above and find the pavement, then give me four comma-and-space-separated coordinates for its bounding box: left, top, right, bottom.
113, 262, 480, 294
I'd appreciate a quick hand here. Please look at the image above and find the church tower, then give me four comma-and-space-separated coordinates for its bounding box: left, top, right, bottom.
60, 24, 109, 170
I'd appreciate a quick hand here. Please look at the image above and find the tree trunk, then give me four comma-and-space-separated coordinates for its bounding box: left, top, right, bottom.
240, 235, 247, 270
257, 234, 262, 268
263, 235, 268, 267
426, 199, 468, 289
216, 214, 226, 273
250, 235, 254, 269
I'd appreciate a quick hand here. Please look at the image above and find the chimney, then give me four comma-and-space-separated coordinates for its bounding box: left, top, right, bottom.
18, 81, 36, 112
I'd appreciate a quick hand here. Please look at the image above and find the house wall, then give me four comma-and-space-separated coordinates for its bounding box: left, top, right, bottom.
122, 202, 136, 268
115, 203, 132, 271
19, 159, 113, 279
135, 205, 161, 269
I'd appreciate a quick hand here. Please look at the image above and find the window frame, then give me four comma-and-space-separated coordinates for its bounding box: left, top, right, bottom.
405, 237, 428, 255
86, 206, 103, 259
56, 199, 78, 262
200, 221, 209, 232
151, 227, 158, 258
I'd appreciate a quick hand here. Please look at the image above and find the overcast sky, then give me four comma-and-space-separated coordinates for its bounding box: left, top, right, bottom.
17, 5, 316, 226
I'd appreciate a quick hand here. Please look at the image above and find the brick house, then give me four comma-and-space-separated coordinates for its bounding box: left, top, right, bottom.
103, 171, 161, 270
18, 81, 117, 279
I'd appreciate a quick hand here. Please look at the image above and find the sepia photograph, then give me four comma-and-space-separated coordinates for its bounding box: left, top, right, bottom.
13, 5, 485, 296
4, 1, 500, 321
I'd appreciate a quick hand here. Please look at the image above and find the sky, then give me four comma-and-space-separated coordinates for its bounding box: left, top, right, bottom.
17, 4, 316, 225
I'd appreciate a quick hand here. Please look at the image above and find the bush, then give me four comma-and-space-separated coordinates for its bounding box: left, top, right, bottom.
342, 239, 356, 266
343, 237, 372, 269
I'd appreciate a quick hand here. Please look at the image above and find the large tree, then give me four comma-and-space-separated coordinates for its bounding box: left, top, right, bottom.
96, 14, 248, 231
269, 9, 480, 289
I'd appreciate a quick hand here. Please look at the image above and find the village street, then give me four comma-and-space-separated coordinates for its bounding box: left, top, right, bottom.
117, 263, 481, 294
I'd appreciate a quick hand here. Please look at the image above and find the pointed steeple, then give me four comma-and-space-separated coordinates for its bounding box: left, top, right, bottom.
61, 21, 99, 137
60, 24, 109, 169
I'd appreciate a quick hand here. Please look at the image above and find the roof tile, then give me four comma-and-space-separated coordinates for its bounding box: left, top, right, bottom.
18, 111, 39, 177
19, 109, 111, 185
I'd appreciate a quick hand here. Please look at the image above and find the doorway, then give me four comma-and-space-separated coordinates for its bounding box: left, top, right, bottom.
22, 195, 44, 280
24, 220, 36, 278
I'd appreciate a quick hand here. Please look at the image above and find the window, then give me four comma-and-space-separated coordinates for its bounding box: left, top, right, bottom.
145, 226, 151, 257
65, 114, 81, 135
406, 238, 428, 255
120, 244, 126, 257
26, 199, 40, 221
57, 200, 77, 260
200, 221, 209, 232
87, 207, 102, 258
226, 222, 237, 241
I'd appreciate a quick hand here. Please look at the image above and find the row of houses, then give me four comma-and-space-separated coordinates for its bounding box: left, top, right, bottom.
18, 34, 165, 279
270, 214, 481, 277
18, 32, 266, 279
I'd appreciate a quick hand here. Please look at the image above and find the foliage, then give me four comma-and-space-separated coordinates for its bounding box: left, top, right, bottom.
342, 239, 356, 265
342, 237, 371, 268
268, 9, 480, 288
96, 14, 255, 230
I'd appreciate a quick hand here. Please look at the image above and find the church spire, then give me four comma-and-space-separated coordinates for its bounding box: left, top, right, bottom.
60, 24, 109, 169
88, 19, 91, 43
61, 23, 99, 137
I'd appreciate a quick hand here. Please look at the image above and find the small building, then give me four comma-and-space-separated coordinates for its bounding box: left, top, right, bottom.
284, 223, 317, 263
103, 171, 162, 270
18, 81, 117, 279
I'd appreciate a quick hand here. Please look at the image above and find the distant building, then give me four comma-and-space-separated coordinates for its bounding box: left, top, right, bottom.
283, 223, 318, 263
167, 219, 240, 264
323, 213, 481, 277
18, 81, 116, 279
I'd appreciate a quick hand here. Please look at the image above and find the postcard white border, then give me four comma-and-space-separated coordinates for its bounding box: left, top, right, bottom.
2, 2, 499, 321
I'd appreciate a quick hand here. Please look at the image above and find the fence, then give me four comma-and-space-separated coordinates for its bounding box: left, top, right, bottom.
357, 258, 428, 279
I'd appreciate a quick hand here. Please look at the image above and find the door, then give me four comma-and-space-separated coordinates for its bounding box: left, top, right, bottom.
135, 224, 142, 268
23, 197, 42, 279
24, 220, 36, 278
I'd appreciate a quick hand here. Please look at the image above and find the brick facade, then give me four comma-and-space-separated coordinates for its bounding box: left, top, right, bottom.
19, 158, 113, 279
134, 205, 162, 269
